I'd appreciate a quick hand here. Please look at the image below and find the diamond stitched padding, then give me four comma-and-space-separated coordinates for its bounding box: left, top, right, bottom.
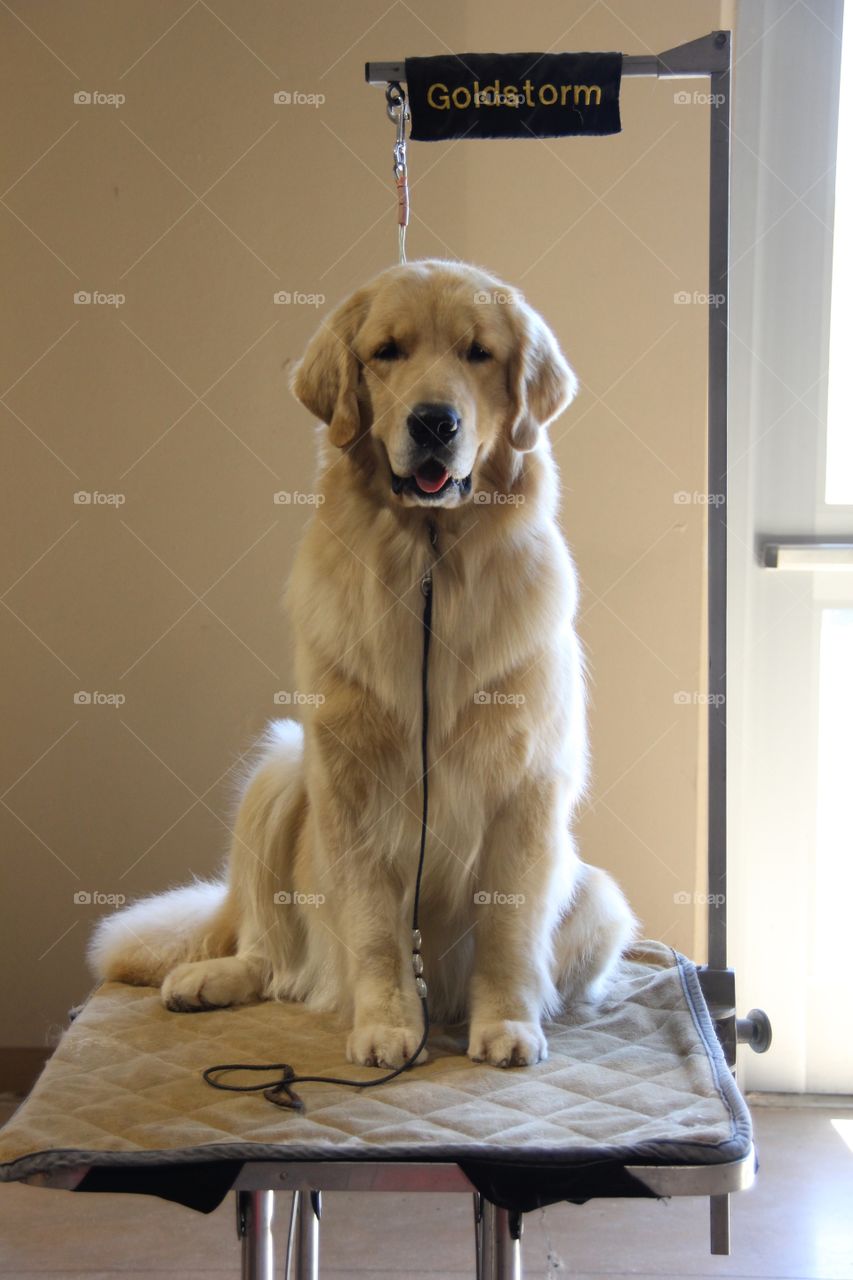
0, 942, 750, 1179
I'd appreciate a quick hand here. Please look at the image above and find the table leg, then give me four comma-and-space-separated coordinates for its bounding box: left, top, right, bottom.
292, 1188, 322, 1280
710, 1193, 731, 1254
236, 1189, 274, 1280
473, 1192, 484, 1278
480, 1200, 522, 1279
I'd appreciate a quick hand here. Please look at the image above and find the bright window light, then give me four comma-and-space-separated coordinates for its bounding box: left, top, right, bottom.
826, 10, 853, 503
815, 610, 853, 975
831, 1118, 853, 1155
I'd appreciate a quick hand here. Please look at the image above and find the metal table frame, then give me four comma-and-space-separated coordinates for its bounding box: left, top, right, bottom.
232, 1154, 756, 1280
27, 32, 761, 1280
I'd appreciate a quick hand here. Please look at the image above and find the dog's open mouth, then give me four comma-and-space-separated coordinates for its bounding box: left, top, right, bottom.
390, 461, 472, 501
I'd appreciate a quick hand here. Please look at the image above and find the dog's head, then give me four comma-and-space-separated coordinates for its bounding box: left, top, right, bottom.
291, 260, 577, 508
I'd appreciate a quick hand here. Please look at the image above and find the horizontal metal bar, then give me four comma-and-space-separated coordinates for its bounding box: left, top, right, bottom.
365, 55, 688, 83
763, 542, 853, 570
365, 33, 730, 86
234, 1153, 755, 1197
625, 1150, 755, 1197
23, 1146, 756, 1199
235, 1161, 474, 1193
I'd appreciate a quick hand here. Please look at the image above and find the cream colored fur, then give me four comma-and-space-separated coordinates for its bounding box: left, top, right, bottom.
89, 260, 637, 1069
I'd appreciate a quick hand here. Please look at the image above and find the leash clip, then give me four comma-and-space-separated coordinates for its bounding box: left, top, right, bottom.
385, 81, 410, 263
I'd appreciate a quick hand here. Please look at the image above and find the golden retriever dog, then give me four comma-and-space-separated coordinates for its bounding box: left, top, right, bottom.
89, 260, 636, 1069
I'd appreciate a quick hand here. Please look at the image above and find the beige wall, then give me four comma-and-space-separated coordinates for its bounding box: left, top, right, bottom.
1, 0, 721, 1052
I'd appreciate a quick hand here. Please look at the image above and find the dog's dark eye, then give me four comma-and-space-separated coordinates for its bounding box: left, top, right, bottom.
373, 340, 403, 361
466, 342, 492, 363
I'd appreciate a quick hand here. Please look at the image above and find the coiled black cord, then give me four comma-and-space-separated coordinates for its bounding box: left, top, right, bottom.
202, 526, 437, 1111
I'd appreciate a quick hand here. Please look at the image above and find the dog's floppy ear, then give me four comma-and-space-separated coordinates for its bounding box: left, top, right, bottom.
290, 287, 372, 448
505, 300, 578, 452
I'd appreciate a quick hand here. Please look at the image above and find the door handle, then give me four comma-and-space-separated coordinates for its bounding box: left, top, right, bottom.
763, 541, 853, 569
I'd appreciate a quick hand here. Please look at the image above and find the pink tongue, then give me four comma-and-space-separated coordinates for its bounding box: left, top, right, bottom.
415, 466, 449, 494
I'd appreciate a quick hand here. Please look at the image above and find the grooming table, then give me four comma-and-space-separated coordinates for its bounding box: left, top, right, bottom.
0, 942, 753, 1278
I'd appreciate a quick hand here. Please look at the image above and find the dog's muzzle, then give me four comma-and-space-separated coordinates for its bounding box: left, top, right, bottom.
391, 402, 472, 501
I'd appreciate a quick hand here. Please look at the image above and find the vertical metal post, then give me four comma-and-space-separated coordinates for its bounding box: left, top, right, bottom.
236, 1190, 275, 1280
710, 1192, 732, 1255
473, 1192, 484, 1278
707, 34, 733, 1261
707, 32, 732, 975
480, 1200, 522, 1279
293, 1188, 321, 1280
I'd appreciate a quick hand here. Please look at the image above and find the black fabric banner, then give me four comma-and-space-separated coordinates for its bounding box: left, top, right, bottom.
404, 51, 622, 141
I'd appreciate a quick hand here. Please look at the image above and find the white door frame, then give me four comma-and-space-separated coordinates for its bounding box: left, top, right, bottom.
727, 0, 852, 1092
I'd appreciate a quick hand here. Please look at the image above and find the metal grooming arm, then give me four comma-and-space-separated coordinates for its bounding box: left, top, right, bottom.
365, 33, 773, 1265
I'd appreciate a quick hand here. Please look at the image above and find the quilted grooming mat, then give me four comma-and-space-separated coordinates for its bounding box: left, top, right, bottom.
0, 942, 752, 1211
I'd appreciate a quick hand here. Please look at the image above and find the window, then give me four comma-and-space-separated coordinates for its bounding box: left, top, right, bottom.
826, 8, 853, 504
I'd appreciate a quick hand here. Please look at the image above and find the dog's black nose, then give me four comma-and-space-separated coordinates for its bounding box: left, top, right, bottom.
407, 403, 460, 448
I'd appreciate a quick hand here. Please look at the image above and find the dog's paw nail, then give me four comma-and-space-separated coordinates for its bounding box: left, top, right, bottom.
467, 1020, 547, 1067
347, 1024, 427, 1069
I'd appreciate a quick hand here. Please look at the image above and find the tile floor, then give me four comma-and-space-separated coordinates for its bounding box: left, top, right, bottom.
0, 1099, 851, 1278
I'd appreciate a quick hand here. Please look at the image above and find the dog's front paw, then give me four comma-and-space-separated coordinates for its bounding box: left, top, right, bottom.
467, 1020, 547, 1067
346, 1024, 428, 1069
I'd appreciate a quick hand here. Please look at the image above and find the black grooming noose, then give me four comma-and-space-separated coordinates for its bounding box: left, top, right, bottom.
202, 521, 438, 1111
